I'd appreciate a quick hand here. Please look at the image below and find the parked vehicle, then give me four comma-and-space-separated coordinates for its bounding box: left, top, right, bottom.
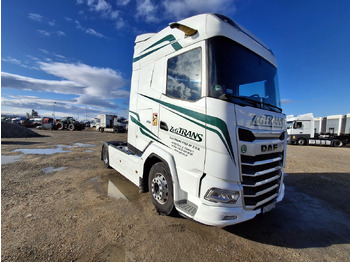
56, 117, 84, 131
101, 14, 286, 226
36, 123, 55, 130
20, 119, 35, 128
30, 118, 43, 126
287, 113, 350, 146
95, 114, 127, 133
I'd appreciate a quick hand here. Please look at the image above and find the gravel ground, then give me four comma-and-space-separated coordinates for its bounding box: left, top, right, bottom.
1, 129, 350, 261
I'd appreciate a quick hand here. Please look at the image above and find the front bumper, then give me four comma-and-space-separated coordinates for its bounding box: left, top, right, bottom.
190, 182, 284, 227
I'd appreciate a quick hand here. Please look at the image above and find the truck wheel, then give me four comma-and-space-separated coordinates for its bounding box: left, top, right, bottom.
57, 122, 64, 130
148, 162, 174, 215
297, 138, 306, 145
99, 127, 104, 133
102, 145, 111, 168
68, 124, 75, 131
332, 139, 343, 147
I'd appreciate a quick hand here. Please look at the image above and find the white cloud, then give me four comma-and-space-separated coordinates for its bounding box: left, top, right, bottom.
2, 62, 130, 116
57, 31, 66, 37
162, 0, 237, 20
1, 95, 104, 119
2, 56, 21, 65
1, 72, 85, 95
74, 20, 107, 38
136, 0, 236, 23
85, 28, 105, 38
2, 62, 128, 104
38, 30, 51, 37
76, 0, 237, 33
2, 57, 37, 70
38, 62, 128, 99
117, 0, 131, 6
281, 99, 294, 105
80, 0, 120, 20
28, 13, 56, 26
136, 0, 160, 23
28, 13, 43, 22
115, 18, 126, 30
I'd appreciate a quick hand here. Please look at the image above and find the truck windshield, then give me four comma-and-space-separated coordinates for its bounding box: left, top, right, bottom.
209, 36, 282, 112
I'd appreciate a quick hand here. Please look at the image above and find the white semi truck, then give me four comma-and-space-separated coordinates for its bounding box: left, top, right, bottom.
101, 14, 287, 226
287, 113, 350, 147
95, 114, 127, 133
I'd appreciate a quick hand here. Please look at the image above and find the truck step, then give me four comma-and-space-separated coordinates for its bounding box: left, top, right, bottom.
176, 200, 198, 217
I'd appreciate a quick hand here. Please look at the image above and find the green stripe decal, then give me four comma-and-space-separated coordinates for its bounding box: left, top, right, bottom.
129, 111, 167, 147
133, 34, 182, 63
140, 95, 235, 162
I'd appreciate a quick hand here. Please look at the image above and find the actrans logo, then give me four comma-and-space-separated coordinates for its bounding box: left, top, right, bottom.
170, 126, 203, 142
250, 114, 285, 128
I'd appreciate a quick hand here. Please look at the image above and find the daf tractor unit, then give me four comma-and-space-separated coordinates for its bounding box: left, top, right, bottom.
287, 113, 350, 147
101, 14, 287, 226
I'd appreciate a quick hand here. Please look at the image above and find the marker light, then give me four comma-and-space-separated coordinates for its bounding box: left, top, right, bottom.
204, 188, 240, 204
169, 22, 198, 36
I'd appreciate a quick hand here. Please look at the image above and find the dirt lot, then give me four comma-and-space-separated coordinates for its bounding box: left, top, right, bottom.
2, 129, 350, 261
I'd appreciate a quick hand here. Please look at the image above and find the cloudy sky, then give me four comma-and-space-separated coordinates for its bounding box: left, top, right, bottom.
2, 0, 350, 120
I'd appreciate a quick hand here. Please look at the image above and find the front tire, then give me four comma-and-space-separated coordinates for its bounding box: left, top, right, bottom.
56, 122, 64, 130
148, 162, 174, 215
297, 138, 306, 145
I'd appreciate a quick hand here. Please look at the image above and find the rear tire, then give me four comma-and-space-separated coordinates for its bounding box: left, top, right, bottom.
102, 145, 111, 168
68, 124, 75, 131
332, 139, 343, 147
148, 162, 174, 215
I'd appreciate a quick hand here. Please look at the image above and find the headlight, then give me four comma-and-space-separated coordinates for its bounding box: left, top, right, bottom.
204, 188, 240, 204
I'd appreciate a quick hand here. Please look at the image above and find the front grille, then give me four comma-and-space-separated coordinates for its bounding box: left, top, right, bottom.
240, 151, 283, 210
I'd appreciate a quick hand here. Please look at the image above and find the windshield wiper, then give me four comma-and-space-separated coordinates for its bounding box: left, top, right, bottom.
261, 102, 282, 113
220, 94, 282, 113
220, 94, 260, 107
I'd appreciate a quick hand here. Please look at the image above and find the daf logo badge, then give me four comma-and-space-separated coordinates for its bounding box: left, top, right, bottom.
241, 145, 247, 154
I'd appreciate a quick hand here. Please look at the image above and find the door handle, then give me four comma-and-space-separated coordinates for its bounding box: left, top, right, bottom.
160, 121, 168, 131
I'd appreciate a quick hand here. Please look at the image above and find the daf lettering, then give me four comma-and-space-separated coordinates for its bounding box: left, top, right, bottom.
261, 144, 278, 152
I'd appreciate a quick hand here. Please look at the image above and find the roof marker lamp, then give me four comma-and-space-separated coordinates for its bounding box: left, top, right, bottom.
169, 22, 198, 36
204, 188, 240, 204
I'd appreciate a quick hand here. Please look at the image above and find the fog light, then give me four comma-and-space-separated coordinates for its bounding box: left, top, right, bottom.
204, 188, 240, 204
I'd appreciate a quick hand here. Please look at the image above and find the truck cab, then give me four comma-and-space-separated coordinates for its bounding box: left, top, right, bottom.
103, 14, 287, 226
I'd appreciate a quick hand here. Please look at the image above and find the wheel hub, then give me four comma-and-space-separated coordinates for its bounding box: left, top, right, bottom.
151, 173, 168, 204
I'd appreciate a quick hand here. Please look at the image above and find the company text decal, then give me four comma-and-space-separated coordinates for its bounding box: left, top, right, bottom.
250, 114, 285, 128
170, 126, 203, 142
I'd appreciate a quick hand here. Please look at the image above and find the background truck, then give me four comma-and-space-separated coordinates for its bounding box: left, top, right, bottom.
101, 13, 287, 227
95, 114, 127, 133
287, 113, 350, 146
56, 117, 84, 131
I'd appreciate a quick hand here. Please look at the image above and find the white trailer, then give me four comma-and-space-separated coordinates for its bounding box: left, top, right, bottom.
287, 113, 350, 146
101, 14, 286, 226
95, 114, 126, 133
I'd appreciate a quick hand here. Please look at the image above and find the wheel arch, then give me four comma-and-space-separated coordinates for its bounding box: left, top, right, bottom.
141, 146, 180, 202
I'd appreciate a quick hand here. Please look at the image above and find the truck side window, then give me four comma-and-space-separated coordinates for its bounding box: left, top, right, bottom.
166, 48, 201, 101
293, 122, 302, 129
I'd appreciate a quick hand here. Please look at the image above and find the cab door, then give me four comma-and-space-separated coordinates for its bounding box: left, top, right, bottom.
158, 44, 207, 197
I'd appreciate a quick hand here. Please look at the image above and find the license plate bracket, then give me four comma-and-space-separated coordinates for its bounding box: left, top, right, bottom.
262, 201, 276, 214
